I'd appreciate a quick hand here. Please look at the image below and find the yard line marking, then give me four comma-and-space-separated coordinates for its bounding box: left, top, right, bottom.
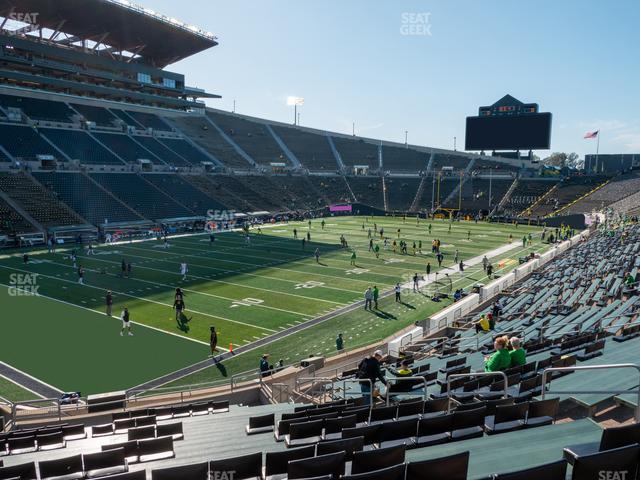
148, 241, 404, 281
68, 249, 349, 305
48, 255, 315, 319
120, 240, 393, 284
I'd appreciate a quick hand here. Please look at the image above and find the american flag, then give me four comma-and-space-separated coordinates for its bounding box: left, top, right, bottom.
584, 130, 599, 139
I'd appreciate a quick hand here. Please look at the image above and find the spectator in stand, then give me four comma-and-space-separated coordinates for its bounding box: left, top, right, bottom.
484, 336, 511, 372
260, 354, 272, 377
509, 337, 527, 367
394, 360, 413, 377
357, 350, 387, 405
475, 314, 490, 334
492, 300, 502, 320
487, 312, 495, 330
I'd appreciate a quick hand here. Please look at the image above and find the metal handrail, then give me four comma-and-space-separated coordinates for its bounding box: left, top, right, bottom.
541, 364, 640, 422
295, 377, 373, 405
385, 376, 429, 406
446, 371, 509, 412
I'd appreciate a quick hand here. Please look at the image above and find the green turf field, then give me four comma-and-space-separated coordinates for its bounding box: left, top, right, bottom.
0, 216, 547, 397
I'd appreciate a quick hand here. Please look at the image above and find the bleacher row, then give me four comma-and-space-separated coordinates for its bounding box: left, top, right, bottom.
0, 91, 531, 174
0, 170, 554, 234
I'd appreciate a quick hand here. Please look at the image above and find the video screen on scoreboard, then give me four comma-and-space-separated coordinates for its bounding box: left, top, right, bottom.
465, 112, 552, 151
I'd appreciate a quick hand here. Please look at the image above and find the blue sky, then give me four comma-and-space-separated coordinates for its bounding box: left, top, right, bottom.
146, 0, 640, 158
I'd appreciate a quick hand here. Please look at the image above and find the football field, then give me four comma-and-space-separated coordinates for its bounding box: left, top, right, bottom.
0, 216, 548, 398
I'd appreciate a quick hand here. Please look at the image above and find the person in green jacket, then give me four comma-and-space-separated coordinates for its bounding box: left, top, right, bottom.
372, 285, 379, 309
336, 333, 344, 351
508, 337, 527, 367
484, 336, 511, 372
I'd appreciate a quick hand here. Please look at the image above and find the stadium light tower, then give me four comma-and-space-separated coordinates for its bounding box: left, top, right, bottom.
405, 130, 408, 147
287, 96, 304, 125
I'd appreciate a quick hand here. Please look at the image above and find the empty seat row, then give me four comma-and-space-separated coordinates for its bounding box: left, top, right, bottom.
0, 447, 130, 480
101, 436, 175, 464
0, 424, 85, 456
149, 445, 468, 480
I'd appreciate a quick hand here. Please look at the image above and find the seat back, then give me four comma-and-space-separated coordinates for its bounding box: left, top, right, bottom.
7, 435, 35, 452
417, 413, 453, 437
135, 415, 156, 427
128, 425, 155, 441
0, 461, 37, 480
494, 402, 528, 424
324, 415, 357, 434
151, 462, 209, 480
289, 419, 323, 440
527, 398, 559, 420
37, 431, 64, 448
518, 376, 538, 394
344, 463, 406, 480
249, 413, 274, 429
99, 471, 145, 480
210, 452, 262, 480
599, 422, 640, 451
397, 400, 424, 418
571, 444, 640, 480
316, 436, 364, 461
265, 445, 315, 476
423, 398, 449, 414
211, 400, 230, 412
351, 444, 405, 475
370, 405, 397, 422
92, 424, 114, 437
485, 398, 514, 416
138, 436, 174, 461
38, 454, 83, 479
156, 422, 183, 439
102, 440, 138, 460
452, 406, 486, 430
406, 451, 470, 480
343, 406, 371, 423
342, 424, 380, 445
378, 418, 418, 443
287, 451, 346, 480
494, 459, 567, 480
83, 448, 126, 475
282, 412, 308, 421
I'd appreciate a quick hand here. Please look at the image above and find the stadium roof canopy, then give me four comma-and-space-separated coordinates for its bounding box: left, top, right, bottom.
0, 0, 218, 67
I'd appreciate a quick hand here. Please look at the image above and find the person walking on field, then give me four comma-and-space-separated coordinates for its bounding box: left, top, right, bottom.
210, 326, 218, 356
120, 307, 133, 336
336, 333, 344, 351
350, 250, 357, 266
106, 290, 113, 316
364, 287, 373, 310
395, 283, 402, 303
373, 285, 379, 309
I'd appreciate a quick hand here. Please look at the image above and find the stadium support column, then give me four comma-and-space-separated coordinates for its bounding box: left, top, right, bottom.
488, 169, 493, 211
431, 174, 436, 212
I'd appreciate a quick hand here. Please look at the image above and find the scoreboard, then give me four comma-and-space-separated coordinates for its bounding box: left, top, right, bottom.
465, 95, 552, 151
